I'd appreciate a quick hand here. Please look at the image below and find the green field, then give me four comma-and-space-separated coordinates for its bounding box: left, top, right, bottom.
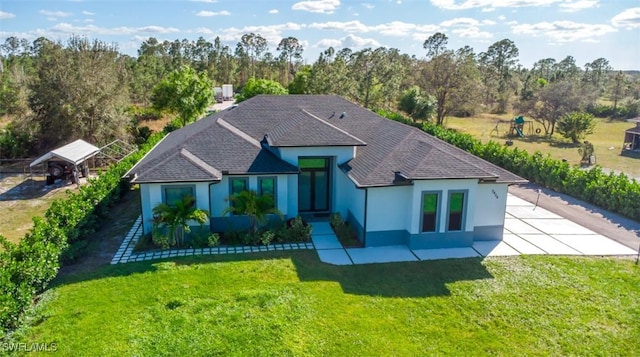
0, 175, 72, 244
14, 253, 640, 356
445, 114, 640, 178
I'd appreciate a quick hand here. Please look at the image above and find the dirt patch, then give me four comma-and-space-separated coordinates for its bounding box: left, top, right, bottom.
0, 174, 79, 243
57, 189, 141, 277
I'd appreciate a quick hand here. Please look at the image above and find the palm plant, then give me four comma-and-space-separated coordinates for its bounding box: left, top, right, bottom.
223, 190, 281, 233
152, 195, 209, 247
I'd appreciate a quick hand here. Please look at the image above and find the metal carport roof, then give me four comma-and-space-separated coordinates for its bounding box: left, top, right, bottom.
29, 139, 101, 168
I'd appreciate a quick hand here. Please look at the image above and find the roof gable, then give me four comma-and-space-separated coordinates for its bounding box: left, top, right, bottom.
127, 95, 524, 186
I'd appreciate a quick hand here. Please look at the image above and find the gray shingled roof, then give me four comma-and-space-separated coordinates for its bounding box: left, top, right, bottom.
127, 95, 525, 186
127, 115, 299, 183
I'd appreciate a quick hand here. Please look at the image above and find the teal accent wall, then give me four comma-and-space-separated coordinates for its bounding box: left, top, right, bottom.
346, 209, 364, 242
365, 230, 407, 247
211, 215, 284, 233
365, 229, 476, 249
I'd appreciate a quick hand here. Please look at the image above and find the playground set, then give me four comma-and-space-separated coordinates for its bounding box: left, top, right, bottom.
490, 116, 535, 138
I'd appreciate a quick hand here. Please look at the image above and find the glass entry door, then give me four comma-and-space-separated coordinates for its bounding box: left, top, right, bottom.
298, 158, 330, 212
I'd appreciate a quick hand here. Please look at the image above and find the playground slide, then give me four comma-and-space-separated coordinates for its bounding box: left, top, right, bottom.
514, 127, 525, 137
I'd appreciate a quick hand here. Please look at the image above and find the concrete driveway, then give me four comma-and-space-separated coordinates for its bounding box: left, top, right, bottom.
313, 193, 638, 265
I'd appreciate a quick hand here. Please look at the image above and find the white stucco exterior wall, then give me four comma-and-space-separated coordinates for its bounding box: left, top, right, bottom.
408, 179, 478, 235
335, 168, 365, 223
277, 146, 355, 167
141, 182, 211, 234
365, 185, 412, 231
209, 175, 291, 217
474, 183, 508, 227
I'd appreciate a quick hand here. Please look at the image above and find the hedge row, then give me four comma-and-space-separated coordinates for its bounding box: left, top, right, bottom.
376, 109, 640, 222
0, 132, 164, 336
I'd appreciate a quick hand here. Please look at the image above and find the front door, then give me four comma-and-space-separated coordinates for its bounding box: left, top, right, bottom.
298, 158, 330, 212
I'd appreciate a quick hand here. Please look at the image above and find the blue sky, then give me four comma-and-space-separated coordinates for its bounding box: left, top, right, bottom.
1, 0, 638, 70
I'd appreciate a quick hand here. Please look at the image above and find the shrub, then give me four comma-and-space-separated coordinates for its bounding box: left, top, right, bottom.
378, 109, 640, 222
0, 131, 166, 336
329, 213, 360, 247
207, 233, 220, 248
260, 230, 275, 246
556, 112, 596, 144
277, 217, 311, 243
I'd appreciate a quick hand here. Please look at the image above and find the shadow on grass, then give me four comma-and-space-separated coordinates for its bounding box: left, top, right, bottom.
51, 249, 494, 298
0, 177, 55, 201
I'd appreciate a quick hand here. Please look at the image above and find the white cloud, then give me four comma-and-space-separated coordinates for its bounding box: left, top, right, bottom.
49, 23, 180, 36
440, 17, 483, 27
315, 34, 380, 48
309, 20, 370, 32
438, 18, 494, 39
375, 21, 440, 37
431, 0, 561, 10
217, 23, 306, 46
196, 10, 231, 16
611, 7, 640, 29
82, 11, 95, 16
513, 20, 616, 43
39, 10, 73, 17
309, 20, 440, 38
452, 27, 493, 39
196, 27, 215, 34
559, 0, 598, 12
361, 2, 375, 9
498, 15, 506, 20
0, 11, 16, 19
292, 0, 340, 14
268, 9, 279, 14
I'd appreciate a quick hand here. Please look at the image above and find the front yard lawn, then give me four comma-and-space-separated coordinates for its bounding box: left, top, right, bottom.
13, 253, 640, 356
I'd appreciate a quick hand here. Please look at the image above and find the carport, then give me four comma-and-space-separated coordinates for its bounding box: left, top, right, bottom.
622, 118, 640, 154
29, 139, 100, 186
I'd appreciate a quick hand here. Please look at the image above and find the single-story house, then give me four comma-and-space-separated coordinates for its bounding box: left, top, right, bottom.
125, 95, 526, 249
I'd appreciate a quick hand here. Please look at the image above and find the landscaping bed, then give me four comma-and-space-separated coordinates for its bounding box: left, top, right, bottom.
134, 216, 312, 252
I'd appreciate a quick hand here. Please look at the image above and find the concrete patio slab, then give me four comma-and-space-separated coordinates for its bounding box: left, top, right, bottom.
506, 205, 563, 219
412, 247, 480, 261
517, 234, 582, 255
317, 249, 353, 265
507, 195, 535, 206
523, 218, 597, 235
550, 234, 638, 256
473, 241, 521, 257
310, 222, 335, 235
504, 218, 545, 234
502, 234, 546, 255
346, 245, 419, 264
311, 234, 343, 250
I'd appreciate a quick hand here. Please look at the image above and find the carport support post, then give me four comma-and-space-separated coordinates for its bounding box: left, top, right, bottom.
74, 164, 80, 188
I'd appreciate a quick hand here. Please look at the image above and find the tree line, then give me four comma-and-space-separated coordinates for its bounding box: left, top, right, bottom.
1, 33, 639, 158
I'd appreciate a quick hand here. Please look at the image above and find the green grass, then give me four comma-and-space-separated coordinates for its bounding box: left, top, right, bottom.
446, 115, 640, 177
13, 253, 640, 356
0, 175, 71, 244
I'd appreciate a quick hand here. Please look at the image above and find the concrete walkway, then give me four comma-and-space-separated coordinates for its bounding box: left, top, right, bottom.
311, 194, 637, 266
112, 193, 637, 265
